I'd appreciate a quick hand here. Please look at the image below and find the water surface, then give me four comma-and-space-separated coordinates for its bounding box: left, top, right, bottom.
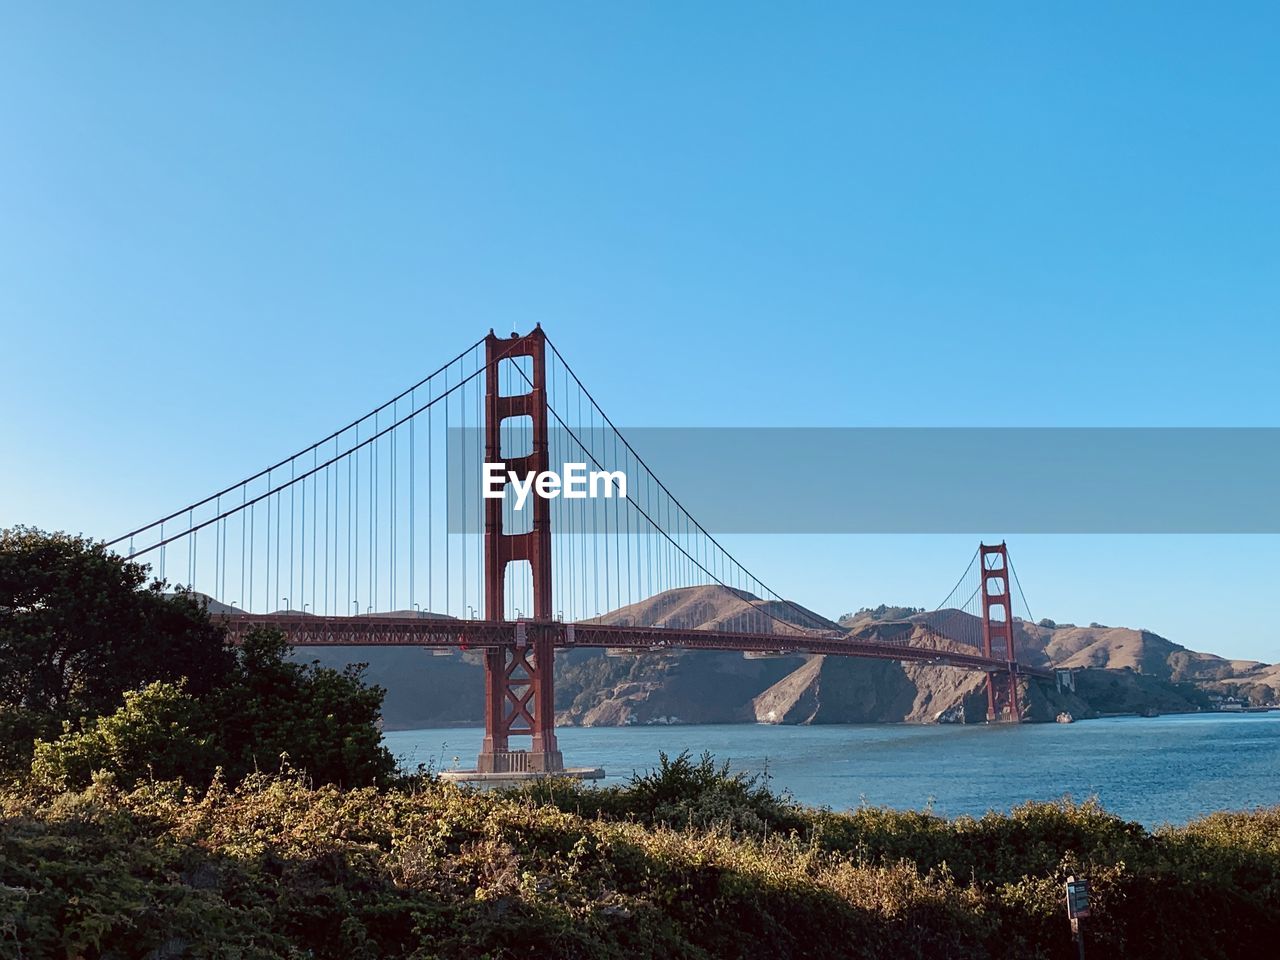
383, 712, 1280, 827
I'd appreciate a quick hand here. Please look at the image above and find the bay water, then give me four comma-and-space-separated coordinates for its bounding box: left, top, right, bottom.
384, 712, 1280, 827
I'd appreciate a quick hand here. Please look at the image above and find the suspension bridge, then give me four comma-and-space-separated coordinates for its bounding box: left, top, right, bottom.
108, 327, 1051, 777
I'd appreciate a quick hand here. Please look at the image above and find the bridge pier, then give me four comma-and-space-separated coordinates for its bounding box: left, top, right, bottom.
476, 628, 564, 774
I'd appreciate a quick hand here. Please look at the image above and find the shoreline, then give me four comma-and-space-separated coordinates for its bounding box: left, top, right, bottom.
383, 707, 1280, 734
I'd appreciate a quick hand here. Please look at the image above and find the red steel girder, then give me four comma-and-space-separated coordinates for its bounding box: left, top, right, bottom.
220, 613, 1051, 679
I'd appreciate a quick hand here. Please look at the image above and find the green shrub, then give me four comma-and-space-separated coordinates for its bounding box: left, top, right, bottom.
29, 681, 216, 790
515, 750, 805, 836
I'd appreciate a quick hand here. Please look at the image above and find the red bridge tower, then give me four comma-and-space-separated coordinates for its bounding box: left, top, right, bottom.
477, 327, 564, 773
980, 542, 1022, 722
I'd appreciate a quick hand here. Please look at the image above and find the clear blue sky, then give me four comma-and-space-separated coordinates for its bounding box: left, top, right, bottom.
2, 3, 1278, 660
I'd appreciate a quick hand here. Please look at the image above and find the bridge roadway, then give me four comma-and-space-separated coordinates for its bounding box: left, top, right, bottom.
223, 613, 1054, 680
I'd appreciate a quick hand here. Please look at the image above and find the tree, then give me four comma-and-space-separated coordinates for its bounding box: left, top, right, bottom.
0, 527, 232, 772
207, 629, 396, 788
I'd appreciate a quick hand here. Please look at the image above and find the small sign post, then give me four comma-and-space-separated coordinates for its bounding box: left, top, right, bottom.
1065, 875, 1090, 959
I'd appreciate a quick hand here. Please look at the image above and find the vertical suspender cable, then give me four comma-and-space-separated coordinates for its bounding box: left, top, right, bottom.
352, 428, 358, 612
388, 417, 395, 612
445, 372, 450, 618
428, 396, 433, 612
240, 487, 246, 609
311, 450, 317, 612
410, 393, 415, 613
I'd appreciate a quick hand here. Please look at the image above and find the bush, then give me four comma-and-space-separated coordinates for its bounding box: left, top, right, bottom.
516, 750, 804, 835
2, 771, 1278, 958
29, 681, 216, 790
617, 750, 802, 833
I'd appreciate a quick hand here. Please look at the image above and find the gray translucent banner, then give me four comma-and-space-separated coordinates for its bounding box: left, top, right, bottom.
448, 428, 1280, 533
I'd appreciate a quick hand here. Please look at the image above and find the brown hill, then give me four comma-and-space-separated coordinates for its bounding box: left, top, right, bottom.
863, 610, 1054, 669
752, 612, 1064, 726
563, 589, 1072, 726
751, 657, 998, 724
556, 647, 805, 726
558, 586, 831, 726
591, 585, 838, 633
839, 605, 924, 629
1196, 661, 1280, 706
1021, 622, 1261, 681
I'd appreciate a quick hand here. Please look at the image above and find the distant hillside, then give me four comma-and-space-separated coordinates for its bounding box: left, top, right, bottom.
556, 585, 829, 726
839, 605, 924, 628
1023, 622, 1262, 681
556, 647, 806, 726
302, 647, 485, 730
592, 584, 838, 633
1196, 661, 1280, 707
752, 609, 1060, 725
752, 657, 997, 724
562, 589, 1075, 725
834, 607, 1054, 666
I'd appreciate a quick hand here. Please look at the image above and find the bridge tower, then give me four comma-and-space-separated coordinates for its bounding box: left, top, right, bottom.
980, 542, 1022, 722
477, 327, 564, 773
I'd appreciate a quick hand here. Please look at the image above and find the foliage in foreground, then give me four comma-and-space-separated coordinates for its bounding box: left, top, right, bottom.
20, 629, 395, 794
2, 758, 1279, 959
